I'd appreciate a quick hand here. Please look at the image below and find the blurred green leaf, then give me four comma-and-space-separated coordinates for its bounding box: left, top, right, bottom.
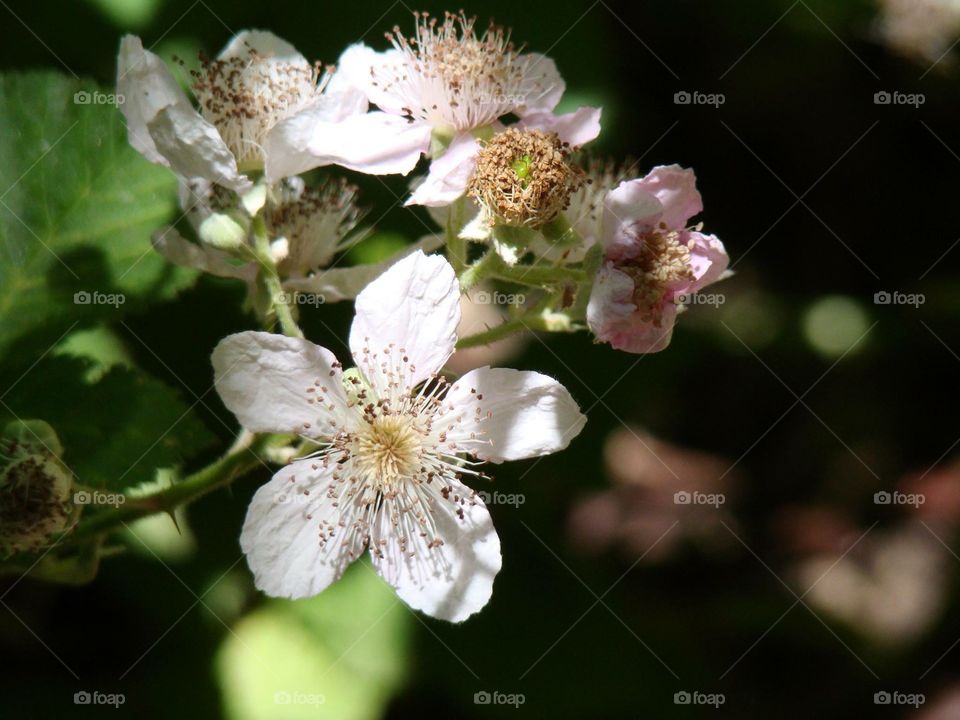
0, 355, 215, 490
217, 562, 411, 720
0, 71, 192, 368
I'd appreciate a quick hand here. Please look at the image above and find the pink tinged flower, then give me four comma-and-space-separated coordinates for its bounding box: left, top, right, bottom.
212, 251, 586, 621
306, 11, 600, 205
586, 165, 729, 354
117, 31, 367, 190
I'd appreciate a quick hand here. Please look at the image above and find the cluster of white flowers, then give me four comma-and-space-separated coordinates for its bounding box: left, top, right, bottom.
117, 11, 729, 620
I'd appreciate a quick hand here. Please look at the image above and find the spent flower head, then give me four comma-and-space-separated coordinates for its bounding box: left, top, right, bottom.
0, 421, 74, 556
468, 127, 584, 229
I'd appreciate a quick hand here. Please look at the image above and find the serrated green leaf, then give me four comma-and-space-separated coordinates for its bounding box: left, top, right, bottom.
0, 355, 215, 491
0, 71, 194, 367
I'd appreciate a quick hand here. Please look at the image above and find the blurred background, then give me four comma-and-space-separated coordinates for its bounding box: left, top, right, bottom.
1, 0, 959, 716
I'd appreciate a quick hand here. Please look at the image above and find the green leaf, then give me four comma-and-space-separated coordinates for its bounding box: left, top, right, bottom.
0, 355, 215, 491
0, 71, 193, 367
217, 563, 411, 720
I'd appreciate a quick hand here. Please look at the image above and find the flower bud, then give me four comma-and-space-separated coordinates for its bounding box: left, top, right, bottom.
199, 212, 247, 251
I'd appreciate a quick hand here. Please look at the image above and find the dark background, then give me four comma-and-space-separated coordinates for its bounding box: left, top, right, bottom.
1, 0, 959, 717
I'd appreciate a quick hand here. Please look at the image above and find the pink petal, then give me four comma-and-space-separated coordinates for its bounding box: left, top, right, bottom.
635, 165, 703, 230
517, 106, 602, 147
405, 133, 481, 207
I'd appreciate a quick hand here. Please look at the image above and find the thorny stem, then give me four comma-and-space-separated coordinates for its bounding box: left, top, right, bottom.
460, 250, 587, 290
61, 432, 288, 545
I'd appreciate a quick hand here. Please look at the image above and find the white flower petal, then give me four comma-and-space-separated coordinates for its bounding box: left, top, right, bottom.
282, 233, 445, 302
349, 251, 460, 391
334, 43, 408, 114
439, 367, 587, 463
369, 480, 501, 622
515, 53, 565, 115
459, 207, 494, 241
301, 110, 432, 176
405, 133, 481, 207
218, 29, 306, 64
241, 460, 366, 599
263, 88, 369, 183
152, 226, 255, 280
117, 35, 188, 167
212, 331, 349, 437
602, 180, 664, 249
118, 35, 249, 191
146, 101, 249, 191
517, 106, 602, 147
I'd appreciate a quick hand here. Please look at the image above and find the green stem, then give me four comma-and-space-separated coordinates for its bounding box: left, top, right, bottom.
492, 263, 587, 286
460, 251, 587, 292
455, 292, 555, 349
64, 433, 285, 544
252, 216, 304, 339
446, 198, 468, 276
459, 251, 501, 293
